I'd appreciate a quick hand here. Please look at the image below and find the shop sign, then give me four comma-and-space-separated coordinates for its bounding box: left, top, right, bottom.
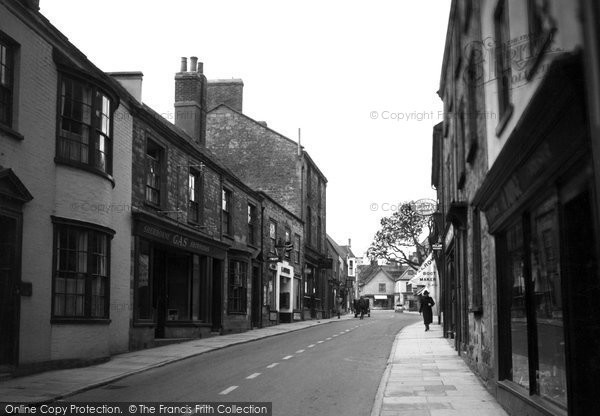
411, 198, 438, 216
136, 223, 225, 258
432, 243, 443, 251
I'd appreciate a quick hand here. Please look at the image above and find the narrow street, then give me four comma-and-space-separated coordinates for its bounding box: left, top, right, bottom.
64, 311, 419, 415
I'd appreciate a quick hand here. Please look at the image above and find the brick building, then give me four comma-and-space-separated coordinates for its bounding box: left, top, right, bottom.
433, 1, 600, 415
206, 86, 330, 320
0, 0, 133, 373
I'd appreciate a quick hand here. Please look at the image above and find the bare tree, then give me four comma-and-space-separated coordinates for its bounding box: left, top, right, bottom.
367, 202, 432, 270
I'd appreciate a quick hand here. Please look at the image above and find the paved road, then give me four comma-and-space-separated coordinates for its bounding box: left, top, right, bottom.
65, 311, 419, 416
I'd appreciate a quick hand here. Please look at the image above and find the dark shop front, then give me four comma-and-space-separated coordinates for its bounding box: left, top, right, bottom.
131, 213, 228, 349
473, 57, 600, 416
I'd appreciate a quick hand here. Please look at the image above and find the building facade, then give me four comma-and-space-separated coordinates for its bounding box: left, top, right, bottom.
125, 58, 266, 349
260, 192, 304, 325
433, 1, 600, 415
206, 94, 330, 320
0, 0, 133, 372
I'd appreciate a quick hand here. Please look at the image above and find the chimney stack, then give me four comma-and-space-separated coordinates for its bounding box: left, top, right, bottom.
206, 79, 244, 112
189, 56, 198, 72
108, 72, 143, 102
174, 56, 207, 146
348, 238, 351, 247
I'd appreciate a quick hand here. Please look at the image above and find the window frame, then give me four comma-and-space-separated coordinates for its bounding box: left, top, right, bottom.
145, 138, 164, 208
188, 167, 202, 224
247, 202, 257, 246
51, 216, 115, 322
284, 226, 292, 260
227, 260, 248, 314
0, 32, 16, 131
294, 233, 301, 264
494, 0, 514, 135
222, 187, 233, 237
269, 219, 277, 254
55, 73, 115, 177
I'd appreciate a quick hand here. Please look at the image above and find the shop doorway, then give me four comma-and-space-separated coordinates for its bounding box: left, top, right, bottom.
562, 189, 600, 414
0, 214, 19, 367
251, 266, 260, 328
211, 260, 222, 332
153, 248, 192, 339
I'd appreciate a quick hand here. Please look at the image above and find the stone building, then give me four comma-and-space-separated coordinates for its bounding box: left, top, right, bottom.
206, 87, 330, 320
433, 1, 600, 415
260, 191, 304, 325
0, 0, 133, 373
121, 58, 266, 348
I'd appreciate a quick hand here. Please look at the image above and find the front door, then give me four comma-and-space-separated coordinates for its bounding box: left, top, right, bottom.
0, 214, 19, 367
251, 266, 260, 328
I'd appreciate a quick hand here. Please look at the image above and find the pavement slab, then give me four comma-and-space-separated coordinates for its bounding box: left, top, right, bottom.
372, 322, 510, 416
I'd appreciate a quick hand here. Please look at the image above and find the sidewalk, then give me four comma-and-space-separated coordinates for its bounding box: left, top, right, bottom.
0, 314, 354, 404
372, 322, 509, 416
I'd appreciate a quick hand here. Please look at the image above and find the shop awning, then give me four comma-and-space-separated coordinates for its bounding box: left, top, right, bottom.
374, 295, 388, 300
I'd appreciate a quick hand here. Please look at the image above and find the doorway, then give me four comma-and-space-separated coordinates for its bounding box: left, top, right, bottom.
211, 260, 222, 332
0, 214, 19, 367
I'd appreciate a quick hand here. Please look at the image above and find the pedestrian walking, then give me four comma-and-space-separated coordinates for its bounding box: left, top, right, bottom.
336, 296, 342, 319
419, 290, 435, 331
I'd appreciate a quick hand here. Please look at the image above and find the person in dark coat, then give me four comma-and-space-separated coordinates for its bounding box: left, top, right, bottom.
419, 290, 435, 331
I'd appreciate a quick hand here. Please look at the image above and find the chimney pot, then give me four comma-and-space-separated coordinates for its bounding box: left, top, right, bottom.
189, 56, 198, 72
197, 62, 204, 74
180, 57, 188, 72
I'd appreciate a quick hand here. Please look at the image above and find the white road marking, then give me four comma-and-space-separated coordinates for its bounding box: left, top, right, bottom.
317, 340, 324, 344
308, 344, 316, 348
326, 337, 332, 340
283, 355, 293, 360
295, 349, 305, 353
246, 373, 261, 379
267, 363, 279, 368
219, 386, 238, 395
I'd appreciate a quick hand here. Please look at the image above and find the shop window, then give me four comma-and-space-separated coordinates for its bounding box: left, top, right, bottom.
166, 253, 191, 321
188, 169, 201, 224
294, 277, 301, 310
52, 219, 113, 320
145, 140, 163, 206
0, 33, 16, 128
222, 188, 232, 236
501, 195, 567, 408
228, 261, 247, 314
136, 239, 152, 320
530, 201, 566, 405
57, 76, 113, 174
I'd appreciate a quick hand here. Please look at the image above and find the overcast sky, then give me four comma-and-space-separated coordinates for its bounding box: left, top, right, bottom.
41, 0, 451, 257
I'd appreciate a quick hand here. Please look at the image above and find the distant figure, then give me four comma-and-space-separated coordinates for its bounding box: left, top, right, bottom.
336, 296, 342, 319
358, 296, 367, 320
419, 290, 435, 331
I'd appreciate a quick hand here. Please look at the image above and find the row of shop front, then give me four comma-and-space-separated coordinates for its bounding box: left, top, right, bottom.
129, 212, 332, 349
